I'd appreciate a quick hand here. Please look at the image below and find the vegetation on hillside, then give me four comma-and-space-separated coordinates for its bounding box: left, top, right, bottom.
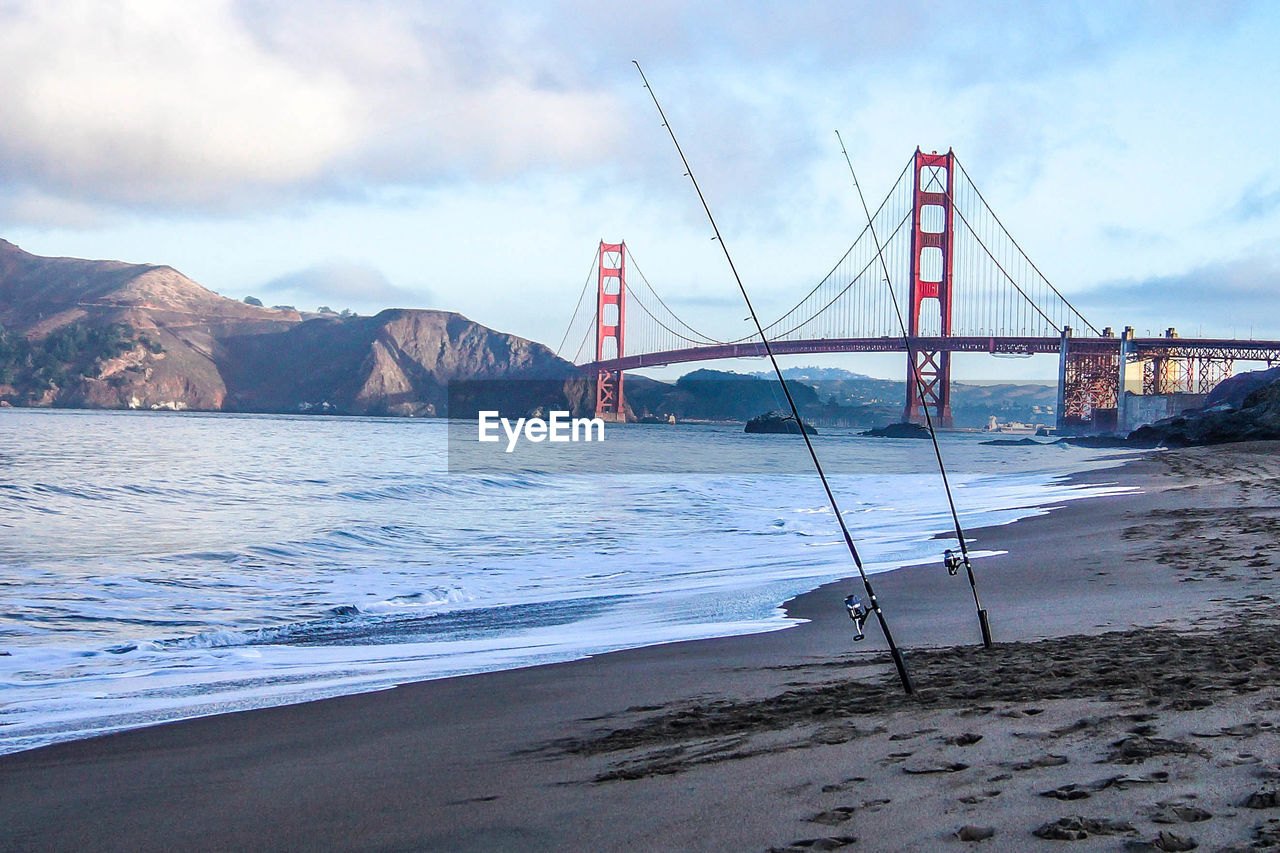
0, 322, 161, 402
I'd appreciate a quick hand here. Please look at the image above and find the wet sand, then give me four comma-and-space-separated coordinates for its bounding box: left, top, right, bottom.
3, 443, 1280, 851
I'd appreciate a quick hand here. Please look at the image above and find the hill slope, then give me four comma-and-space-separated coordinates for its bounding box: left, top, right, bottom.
0, 239, 580, 415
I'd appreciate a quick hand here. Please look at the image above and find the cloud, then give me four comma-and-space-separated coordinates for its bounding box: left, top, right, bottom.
0, 0, 621, 220
0, 1, 359, 211
259, 261, 430, 310
1074, 252, 1280, 337
1230, 185, 1280, 222
0, 189, 109, 229
0, 0, 1263, 227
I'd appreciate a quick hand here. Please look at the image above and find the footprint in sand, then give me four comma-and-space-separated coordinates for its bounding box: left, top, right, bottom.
888, 728, 936, 742
1122, 830, 1198, 851
1251, 818, 1280, 847
901, 760, 969, 775
807, 807, 856, 827
1009, 753, 1069, 771
818, 776, 866, 793
443, 795, 500, 805
1032, 816, 1137, 841
1192, 721, 1262, 739
944, 732, 983, 747
955, 825, 995, 842
957, 705, 995, 718
1106, 736, 1206, 764
1147, 801, 1213, 824
1242, 789, 1280, 809
1040, 783, 1092, 801
768, 835, 857, 852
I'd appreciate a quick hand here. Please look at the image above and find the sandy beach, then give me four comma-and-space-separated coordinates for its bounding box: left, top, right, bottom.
4, 443, 1280, 852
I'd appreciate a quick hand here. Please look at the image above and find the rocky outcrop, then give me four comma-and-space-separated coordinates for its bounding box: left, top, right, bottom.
980, 437, 1045, 446
744, 411, 817, 435
0, 239, 586, 416
1128, 379, 1280, 447
861, 422, 932, 439
1205, 364, 1280, 409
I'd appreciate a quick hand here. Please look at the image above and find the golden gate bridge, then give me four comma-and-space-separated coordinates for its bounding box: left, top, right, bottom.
559, 149, 1280, 432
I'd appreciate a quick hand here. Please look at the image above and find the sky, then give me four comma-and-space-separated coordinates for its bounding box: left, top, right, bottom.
2, 0, 1279, 382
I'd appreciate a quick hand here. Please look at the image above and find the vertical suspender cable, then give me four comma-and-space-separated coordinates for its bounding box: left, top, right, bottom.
836, 131, 993, 649
634, 62, 915, 693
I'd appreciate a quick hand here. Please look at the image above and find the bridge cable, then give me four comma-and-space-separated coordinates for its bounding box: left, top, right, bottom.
624, 246, 724, 345
557, 248, 604, 360
735, 159, 914, 344
919, 159, 1055, 335
623, 278, 719, 347
836, 131, 993, 648
634, 61, 914, 694
571, 304, 598, 365
946, 197, 1066, 335
953, 158, 1100, 336
763, 210, 914, 341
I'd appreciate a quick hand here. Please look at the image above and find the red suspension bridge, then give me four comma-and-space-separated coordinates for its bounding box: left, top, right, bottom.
559, 149, 1280, 432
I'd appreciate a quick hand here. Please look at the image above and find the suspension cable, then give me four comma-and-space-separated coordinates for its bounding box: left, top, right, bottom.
623, 277, 722, 346
836, 132, 992, 649
946, 194, 1065, 334
625, 246, 724, 344
731, 159, 914, 344
557, 248, 602, 358
953, 158, 1099, 335
635, 61, 914, 693
764, 209, 913, 340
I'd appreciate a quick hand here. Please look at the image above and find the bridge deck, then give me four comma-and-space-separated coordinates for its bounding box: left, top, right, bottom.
582, 336, 1280, 373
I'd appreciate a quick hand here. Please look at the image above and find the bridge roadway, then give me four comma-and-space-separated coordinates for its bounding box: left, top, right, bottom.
583, 335, 1280, 373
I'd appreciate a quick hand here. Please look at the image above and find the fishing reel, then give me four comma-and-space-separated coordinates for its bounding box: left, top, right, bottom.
844, 594, 869, 642
944, 548, 967, 577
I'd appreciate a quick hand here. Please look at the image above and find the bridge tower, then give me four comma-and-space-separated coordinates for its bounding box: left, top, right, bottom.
904, 148, 955, 427
594, 241, 627, 422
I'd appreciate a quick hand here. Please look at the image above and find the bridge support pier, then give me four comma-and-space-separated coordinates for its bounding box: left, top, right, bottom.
1057, 328, 1122, 433
905, 348, 952, 427
594, 241, 628, 422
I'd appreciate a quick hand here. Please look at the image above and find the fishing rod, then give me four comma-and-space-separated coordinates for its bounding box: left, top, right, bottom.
835, 131, 992, 649
633, 60, 914, 694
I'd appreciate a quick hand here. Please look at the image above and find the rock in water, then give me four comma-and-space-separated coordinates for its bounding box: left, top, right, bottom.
860, 422, 931, 439
744, 411, 817, 435
1055, 435, 1134, 448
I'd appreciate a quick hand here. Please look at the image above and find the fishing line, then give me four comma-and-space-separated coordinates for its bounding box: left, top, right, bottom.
835, 132, 993, 649
633, 61, 914, 694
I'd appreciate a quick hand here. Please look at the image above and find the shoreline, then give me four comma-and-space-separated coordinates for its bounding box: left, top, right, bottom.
4, 443, 1280, 851
0, 439, 1136, 758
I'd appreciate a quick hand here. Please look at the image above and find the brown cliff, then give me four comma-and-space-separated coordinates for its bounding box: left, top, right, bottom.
0, 239, 585, 416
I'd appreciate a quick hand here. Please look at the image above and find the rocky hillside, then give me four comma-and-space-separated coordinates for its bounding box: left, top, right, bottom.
1129, 368, 1280, 447
220, 309, 584, 417
0, 239, 583, 416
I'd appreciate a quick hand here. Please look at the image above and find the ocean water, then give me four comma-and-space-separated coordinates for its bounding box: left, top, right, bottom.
0, 409, 1137, 754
